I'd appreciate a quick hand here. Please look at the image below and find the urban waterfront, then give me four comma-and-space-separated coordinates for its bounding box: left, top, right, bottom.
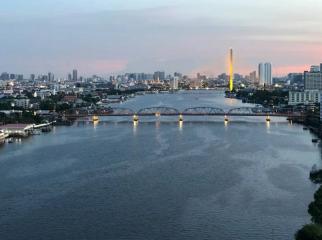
0, 91, 321, 240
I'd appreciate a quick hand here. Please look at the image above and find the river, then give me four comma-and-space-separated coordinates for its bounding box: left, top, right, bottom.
0, 91, 320, 240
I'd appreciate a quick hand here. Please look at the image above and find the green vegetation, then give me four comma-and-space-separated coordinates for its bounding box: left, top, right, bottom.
39, 100, 72, 111
0, 111, 43, 124
295, 172, 322, 239
295, 224, 322, 240
0, 100, 13, 110
309, 187, 322, 225
236, 90, 288, 107
310, 170, 322, 184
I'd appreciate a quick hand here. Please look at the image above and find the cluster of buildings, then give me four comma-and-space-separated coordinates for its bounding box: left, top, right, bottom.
243, 63, 273, 86
0, 62, 321, 111
288, 64, 322, 106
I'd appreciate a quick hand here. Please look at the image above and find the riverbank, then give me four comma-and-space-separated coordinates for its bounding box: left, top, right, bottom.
295, 170, 322, 239
294, 110, 322, 239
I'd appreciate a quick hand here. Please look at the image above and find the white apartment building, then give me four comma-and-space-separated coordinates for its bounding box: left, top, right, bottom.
258, 63, 272, 86
14, 98, 30, 109
288, 90, 320, 105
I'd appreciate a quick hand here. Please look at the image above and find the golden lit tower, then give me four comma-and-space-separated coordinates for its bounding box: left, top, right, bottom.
229, 48, 234, 92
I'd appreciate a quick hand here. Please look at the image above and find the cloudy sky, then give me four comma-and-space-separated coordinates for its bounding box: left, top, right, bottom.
1, 0, 322, 77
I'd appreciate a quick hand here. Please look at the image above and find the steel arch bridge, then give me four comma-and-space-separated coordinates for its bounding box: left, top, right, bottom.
182, 107, 225, 115
228, 107, 271, 115
65, 105, 304, 121
107, 107, 135, 116
137, 107, 180, 116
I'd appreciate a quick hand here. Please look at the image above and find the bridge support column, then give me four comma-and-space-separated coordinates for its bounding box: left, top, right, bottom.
133, 114, 139, 123
179, 114, 183, 122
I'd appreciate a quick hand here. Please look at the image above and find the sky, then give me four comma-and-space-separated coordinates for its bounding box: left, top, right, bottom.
1, 0, 322, 77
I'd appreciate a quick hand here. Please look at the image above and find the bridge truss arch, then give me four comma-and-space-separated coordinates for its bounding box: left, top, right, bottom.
137, 107, 180, 116
228, 106, 271, 115
183, 107, 225, 115
109, 107, 135, 116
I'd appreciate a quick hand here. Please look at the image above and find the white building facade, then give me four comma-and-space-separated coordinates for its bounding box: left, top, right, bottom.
14, 98, 30, 109
170, 77, 179, 90
258, 63, 272, 86
288, 90, 320, 105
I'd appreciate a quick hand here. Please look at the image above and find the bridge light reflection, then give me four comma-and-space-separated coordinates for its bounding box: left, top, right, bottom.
179, 120, 183, 131
93, 120, 99, 129
155, 120, 160, 129
133, 120, 138, 134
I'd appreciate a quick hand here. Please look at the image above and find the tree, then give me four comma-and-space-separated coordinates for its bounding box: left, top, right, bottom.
295, 224, 322, 240
310, 170, 322, 184
308, 187, 322, 224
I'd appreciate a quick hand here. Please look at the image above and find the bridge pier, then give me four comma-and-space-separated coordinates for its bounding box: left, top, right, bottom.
179, 114, 183, 122
133, 114, 139, 123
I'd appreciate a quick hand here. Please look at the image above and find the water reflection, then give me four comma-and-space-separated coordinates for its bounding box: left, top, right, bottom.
93, 121, 99, 129
155, 120, 161, 129
133, 121, 138, 135
178, 120, 183, 131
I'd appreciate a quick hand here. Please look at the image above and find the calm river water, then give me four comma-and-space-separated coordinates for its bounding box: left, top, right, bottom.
0, 91, 321, 240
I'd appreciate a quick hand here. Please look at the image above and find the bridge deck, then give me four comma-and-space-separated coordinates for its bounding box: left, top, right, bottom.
66, 113, 300, 117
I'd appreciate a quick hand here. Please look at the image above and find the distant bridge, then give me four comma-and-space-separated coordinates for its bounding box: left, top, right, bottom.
63, 106, 305, 122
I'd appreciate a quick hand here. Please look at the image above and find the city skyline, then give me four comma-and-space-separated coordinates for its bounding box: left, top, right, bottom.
1, 0, 322, 77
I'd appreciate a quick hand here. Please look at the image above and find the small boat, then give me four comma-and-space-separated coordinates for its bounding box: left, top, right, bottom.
312, 139, 319, 143
303, 127, 309, 130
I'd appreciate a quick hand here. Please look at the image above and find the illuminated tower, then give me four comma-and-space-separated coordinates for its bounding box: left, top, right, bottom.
229, 48, 234, 92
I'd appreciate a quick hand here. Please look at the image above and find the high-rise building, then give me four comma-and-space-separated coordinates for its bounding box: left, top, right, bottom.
310, 65, 320, 73
174, 72, 183, 78
48, 72, 54, 82
10, 74, 16, 80
249, 71, 257, 84
72, 69, 78, 81
0, 72, 9, 80
170, 77, 179, 90
258, 63, 272, 86
17, 74, 23, 81
153, 71, 165, 82
304, 65, 322, 90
